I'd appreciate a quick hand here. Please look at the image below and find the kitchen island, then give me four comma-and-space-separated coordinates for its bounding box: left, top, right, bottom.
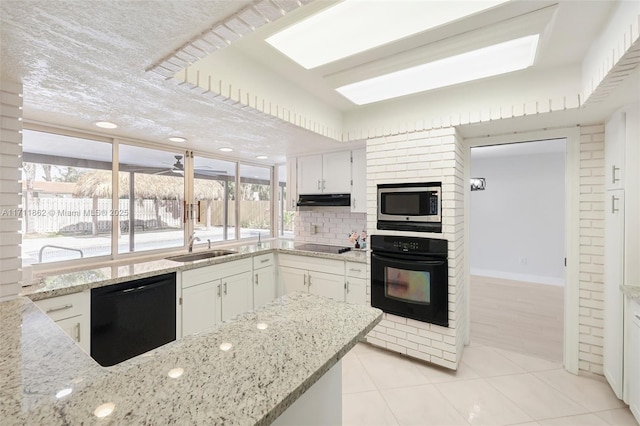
0, 292, 381, 425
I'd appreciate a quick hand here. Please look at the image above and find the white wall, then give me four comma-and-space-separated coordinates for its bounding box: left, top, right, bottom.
470, 148, 566, 286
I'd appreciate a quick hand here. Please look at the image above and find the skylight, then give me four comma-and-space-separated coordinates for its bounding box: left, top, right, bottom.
266, 0, 510, 69
336, 34, 539, 105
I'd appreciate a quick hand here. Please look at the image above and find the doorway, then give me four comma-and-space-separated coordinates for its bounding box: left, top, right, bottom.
469, 139, 567, 362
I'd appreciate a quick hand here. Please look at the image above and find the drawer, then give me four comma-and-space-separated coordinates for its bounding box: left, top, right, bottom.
35, 291, 88, 321
279, 254, 344, 275
253, 253, 274, 269
346, 262, 367, 279
182, 258, 252, 288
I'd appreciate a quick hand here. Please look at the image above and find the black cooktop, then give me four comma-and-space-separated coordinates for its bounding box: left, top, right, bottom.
294, 243, 352, 254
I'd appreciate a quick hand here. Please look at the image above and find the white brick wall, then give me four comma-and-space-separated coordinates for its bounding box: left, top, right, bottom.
578, 124, 606, 375
0, 80, 23, 301
365, 127, 467, 370
295, 211, 366, 247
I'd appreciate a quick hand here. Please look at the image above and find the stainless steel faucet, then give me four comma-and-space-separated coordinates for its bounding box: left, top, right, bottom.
188, 233, 201, 253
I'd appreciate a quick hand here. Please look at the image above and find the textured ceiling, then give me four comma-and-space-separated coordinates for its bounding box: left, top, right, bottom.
0, 0, 628, 165
0, 0, 350, 164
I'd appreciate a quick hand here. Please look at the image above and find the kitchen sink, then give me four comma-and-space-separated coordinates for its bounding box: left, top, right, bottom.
165, 250, 237, 262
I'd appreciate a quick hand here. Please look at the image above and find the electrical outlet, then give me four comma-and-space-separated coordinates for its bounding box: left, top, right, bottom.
519, 257, 527, 265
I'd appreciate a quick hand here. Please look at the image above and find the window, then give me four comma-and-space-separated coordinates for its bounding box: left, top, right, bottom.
239, 164, 271, 239
118, 145, 185, 253
277, 164, 294, 238
193, 157, 236, 243
21, 130, 113, 264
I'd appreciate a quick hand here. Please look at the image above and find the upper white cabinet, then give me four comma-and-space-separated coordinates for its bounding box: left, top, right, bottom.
605, 111, 625, 190
351, 148, 367, 213
297, 151, 351, 195
35, 291, 91, 354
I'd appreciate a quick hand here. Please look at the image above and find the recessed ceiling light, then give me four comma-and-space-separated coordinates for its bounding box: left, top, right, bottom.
336, 34, 539, 105
168, 137, 187, 143
256, 155, 268, 160
94, 121, 118, 129
266, 0, 509, 69
219, 147, 233, 152
94, 402, 115, 418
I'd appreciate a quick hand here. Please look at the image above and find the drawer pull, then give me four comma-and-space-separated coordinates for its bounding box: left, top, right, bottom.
76, 323, 81, 342
260, 258, 269, 264
612, 195, 619, 214
349, 269, 362, 273
46, 304, 73, 314
612, 165, 620, 184
255, 273, 259, 285
223, 282, 228, 295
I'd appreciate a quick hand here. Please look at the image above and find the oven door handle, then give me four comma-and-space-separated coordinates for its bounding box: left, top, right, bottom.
372, 252, 445, 265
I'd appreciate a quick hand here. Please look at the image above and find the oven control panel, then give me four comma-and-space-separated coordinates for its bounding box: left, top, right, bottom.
371, 235, 447, 256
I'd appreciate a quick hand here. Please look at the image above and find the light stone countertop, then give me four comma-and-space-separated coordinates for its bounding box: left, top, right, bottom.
0, 292, 382, 425
622, 285, 640, 303
21, 240, 368, 301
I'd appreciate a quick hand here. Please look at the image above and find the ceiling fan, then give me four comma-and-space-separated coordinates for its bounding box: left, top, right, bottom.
154, 155, 228, 177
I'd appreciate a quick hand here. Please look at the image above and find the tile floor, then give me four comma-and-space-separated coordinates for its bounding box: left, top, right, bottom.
342, 342, 638, 426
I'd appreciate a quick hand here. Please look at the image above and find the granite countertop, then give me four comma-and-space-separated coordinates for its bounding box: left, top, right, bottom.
622, 285, 640, 303
21, 240, 368, 301
1, 292, 382, 425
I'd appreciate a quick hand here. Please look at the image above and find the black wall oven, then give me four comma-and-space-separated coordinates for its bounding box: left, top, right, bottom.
371, 235, 448, 327
377, 182, 442, 233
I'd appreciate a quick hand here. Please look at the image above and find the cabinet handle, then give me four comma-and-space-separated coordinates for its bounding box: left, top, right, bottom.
260, 258, 269, 263
308, 274, 312, 287
349, 268, 362, 273
223, 282, 228, 295
322, 180, 326, 191
317, 180, 321, 190
352, 198, 356, 208
75, 323, 81, 342
611, 195, 619, 213
217, 284, 221, 297
46, 304, 73, 314
345, 281, 350, 293
255, 273, 259, 285
612, 165, 620, 184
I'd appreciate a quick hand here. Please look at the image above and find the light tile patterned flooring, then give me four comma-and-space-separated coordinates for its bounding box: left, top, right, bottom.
342, 342, 637, 425
342, 276, 638, 425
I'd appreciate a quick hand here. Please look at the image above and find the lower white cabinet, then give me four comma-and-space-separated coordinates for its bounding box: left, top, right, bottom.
279, 254, 368, 304
253, 253, 277, 310
180, 258, 253, 337
629, 298, 640, 423
35, 291, 90, 354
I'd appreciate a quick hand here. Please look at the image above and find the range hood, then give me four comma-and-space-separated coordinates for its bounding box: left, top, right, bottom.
297, 194, 350, 207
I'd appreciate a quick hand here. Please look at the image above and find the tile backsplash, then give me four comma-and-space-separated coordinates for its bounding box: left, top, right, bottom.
295, 210, 367, 247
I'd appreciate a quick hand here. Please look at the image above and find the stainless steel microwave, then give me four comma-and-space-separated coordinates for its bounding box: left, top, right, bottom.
377, 182, 442, 233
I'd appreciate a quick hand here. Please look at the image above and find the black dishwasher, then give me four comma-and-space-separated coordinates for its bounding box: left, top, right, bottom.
91, 273, 176, 366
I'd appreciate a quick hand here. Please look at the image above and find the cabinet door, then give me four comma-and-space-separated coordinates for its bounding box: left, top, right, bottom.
286, 158, 298, 211
182, 281, 219, 337
604, 189, 625, 398
56, 315, 90, 354
345, 277, 367, 305
297, 154, 323, 194
630, 300, 640, 423
254, 265, 277, 310
351, 148, 367, 213
281, 267, 308, 295
605, 111, 625, 190
308, 271, 345, 301
221, 271, 253, 322
322, 151, 352, 193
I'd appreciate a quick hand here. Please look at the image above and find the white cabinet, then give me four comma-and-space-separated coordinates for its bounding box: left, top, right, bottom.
253, 253, 277, 310
180, 258, 253, 337
351, 148, 367, 213
629, 298, 640, 423
605, 111, 625, 190
35, 291, 90, 354
280, 254, 346, 301
286, 158, 298, 211
345, 262, 367, 305
297, 152, 351, 195
220, 271, 253, 322
604, 189, 625, 398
